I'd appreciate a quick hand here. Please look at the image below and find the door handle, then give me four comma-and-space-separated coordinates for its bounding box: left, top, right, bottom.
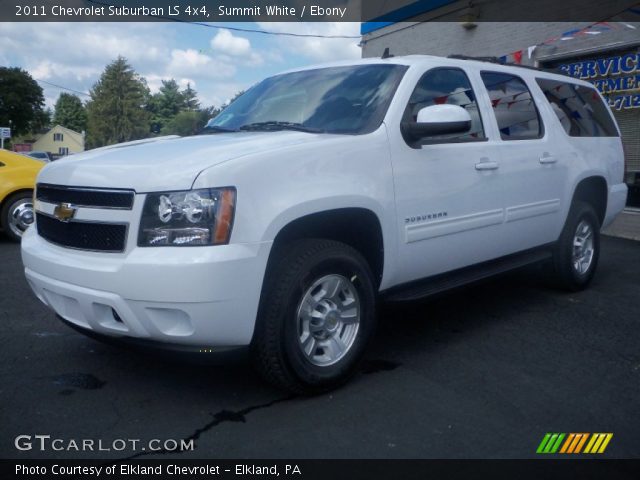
475, 160, 499, 171
539, 154, 557, 164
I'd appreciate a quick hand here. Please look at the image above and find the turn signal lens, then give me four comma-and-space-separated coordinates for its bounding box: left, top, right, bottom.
214, 188, 235, 244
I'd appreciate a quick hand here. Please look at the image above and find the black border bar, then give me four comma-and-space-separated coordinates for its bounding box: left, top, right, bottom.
4, 459, 640, 480
3, 0, 640, 22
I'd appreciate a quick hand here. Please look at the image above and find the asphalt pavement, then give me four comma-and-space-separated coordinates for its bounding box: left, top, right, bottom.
604, 208, 640, 242
1, 235, 638, 459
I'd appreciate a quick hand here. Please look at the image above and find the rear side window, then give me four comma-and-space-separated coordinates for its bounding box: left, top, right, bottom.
404, 67, 485, 142
535, 78, 618, 137
480, 72, 542, 140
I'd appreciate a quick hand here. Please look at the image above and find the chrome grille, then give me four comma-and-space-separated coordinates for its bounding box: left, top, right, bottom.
36, 184, 134, 209
35, 184, 134, 252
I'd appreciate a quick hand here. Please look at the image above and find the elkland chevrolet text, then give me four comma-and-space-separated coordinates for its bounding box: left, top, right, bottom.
21, 56, 627, 392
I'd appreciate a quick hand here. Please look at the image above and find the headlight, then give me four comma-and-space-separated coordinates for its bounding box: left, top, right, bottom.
138, 187, 236, 247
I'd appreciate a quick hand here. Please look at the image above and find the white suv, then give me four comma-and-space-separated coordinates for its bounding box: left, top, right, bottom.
21, 55, 627, 393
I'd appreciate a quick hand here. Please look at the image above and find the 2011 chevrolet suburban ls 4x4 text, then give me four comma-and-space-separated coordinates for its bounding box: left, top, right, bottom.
21, 55, 627, 393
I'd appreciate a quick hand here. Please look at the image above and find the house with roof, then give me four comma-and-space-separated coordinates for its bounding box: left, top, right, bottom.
27, 125, 85, 158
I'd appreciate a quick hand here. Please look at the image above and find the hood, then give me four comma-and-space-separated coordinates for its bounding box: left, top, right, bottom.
37, 132, 334, 192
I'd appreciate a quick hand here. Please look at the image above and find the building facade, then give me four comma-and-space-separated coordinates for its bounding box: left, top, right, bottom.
361, 11, 640, 200
30, 125, 85, 158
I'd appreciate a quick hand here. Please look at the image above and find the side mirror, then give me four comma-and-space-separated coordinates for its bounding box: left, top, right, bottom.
402, 104, 472, 141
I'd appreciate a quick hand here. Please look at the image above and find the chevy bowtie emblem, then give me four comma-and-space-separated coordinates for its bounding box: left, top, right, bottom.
53, 203, 77, 222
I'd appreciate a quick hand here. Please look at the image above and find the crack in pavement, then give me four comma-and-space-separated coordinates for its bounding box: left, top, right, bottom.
110, 395, 297, 463
107, 358, 400, 463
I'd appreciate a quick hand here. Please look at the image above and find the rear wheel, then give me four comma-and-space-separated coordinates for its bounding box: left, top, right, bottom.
549, 201, 600, 291
1, 191, 35, 242
252, 239, 376, 394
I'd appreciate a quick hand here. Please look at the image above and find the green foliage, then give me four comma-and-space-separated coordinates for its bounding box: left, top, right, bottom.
53, 93, 87, 133
34, 107, 52, 131
153, 79, 183, 122
160, 105, 221, 136
86, 57, 151, 148
0, 56, 247, 149
0, 67, 46, 136
200, 105, 221, 121
161, 110, 210, 136
147, 81, 204, 133
182, 83, 200, 111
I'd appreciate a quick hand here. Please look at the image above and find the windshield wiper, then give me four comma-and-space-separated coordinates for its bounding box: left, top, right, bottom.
239, 121, 323, 133
200, 125, 238, 134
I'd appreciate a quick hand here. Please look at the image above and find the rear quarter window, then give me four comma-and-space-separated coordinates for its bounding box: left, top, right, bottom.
535, 78, 619, 137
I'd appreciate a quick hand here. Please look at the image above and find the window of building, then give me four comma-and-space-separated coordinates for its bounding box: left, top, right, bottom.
480, 72, 542, 140
403, 67, 485, 143
58, 147, 69, 155
535, 78, 619, 137
53, 133, 64, 141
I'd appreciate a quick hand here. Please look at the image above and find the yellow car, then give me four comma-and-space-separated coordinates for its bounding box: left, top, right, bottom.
0, 149, 44, 241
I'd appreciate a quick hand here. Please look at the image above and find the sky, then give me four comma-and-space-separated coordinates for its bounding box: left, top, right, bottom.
0, 21, 362, 110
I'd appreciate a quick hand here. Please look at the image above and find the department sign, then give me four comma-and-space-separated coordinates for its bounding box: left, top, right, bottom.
559, 52, 640, 110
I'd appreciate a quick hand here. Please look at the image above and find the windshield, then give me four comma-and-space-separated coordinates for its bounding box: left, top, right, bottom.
206, 64, 408, 135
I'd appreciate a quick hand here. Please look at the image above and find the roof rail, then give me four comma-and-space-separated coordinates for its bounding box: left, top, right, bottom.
447, 54, 547, 72
447, 54, 505, 64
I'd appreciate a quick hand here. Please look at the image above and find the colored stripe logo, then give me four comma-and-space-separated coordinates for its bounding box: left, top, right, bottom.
537, 433, 613, 454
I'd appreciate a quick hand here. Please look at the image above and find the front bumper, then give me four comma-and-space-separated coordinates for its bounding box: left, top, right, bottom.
21, 226, 272, 347
57, 315, 249, 361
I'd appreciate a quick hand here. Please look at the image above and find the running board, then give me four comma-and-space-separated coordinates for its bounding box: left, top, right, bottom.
383, 247, 553, 302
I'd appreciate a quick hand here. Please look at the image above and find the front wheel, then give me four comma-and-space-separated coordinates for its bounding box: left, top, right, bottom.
549, 201, 600, 291
252, 239, 377, 394
1, 191, 35, 242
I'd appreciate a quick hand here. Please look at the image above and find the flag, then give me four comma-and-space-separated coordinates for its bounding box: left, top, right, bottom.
561, 28, 581, 40
513, 50, 523, 64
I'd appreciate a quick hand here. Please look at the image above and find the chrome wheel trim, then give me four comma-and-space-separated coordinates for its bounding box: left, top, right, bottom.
8, 198, 34, 238
572, 219, 595, 275
296, 274, 361, 367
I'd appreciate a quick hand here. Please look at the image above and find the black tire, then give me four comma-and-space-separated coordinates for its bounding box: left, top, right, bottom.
1, 191, 34, 242
251, 239, 377, 394
549, 201, 600, 291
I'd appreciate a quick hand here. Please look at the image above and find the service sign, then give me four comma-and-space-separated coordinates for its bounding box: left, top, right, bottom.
558, 52, 640, 110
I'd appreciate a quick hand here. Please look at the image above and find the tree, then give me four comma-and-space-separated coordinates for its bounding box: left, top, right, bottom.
161, 105, 221, 137
182, 83, 200, 111
33, 107, 52, 132
86, 57, 150, 148
157, 79, 184, 118
53, 93, 87, 132
0, 67, 46, 136
161, 110, 209, 136
200, 105, 221, 122
147, 79, 185, 133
